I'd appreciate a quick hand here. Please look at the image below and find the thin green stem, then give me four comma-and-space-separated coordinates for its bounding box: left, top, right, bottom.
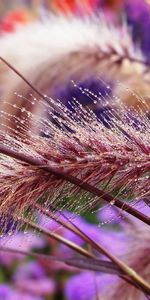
20, 216, 93, 258
33, 204, 150, 295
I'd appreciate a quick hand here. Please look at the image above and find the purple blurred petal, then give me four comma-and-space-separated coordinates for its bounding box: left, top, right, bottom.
15, 278, 55, 297
58, 214, 127, 257
0, 284, 13, 300
13, 261, 46, 280
14, 261, 55, 296
125, 0, 150, 58
0, 284, 42, 300
10, 293, 42, 300
0, 232, 45, 266
97, 205, 120, 224
65, 272, 117, 300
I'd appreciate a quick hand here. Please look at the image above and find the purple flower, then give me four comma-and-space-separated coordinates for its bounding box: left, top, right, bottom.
40, 210, 86, 237
125, 0, 150, 58
13, 261, 55, 296
14, 279, 55, 297
0, 284, 12, 300
40, 209, 127, 257
13, 261, 46, 280
79, 221, 127, 256
9, 293, 42, 300
0, 232, 45, 266
52, 78, 113, 126
97, 204, 122, 225
0, 284, 42, 300
135, 200, 150, 216
40, 210, 87, 257
65, 272, 117, 300
125, 0, 148, 19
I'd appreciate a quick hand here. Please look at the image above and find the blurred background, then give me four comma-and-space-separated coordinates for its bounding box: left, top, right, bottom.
0, 1, 150, 300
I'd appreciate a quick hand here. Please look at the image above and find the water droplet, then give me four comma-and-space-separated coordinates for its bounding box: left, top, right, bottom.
110, 199, 115, 205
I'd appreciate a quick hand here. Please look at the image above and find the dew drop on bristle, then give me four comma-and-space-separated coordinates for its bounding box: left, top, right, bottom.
0, 79, 149, 236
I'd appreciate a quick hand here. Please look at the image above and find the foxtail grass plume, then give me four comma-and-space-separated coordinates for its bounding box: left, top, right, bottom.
0, 67, 149, 228
0, 15, 150, 132
0, 92, 150, 297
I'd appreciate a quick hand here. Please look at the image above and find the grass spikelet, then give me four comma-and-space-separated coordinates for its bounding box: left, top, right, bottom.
0, 56, 150, 297
0, 64, 149, 227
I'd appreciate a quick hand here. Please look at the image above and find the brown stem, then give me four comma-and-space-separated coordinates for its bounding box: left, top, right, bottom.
34, 203, 129, 262
20, 216, 93, 258
0, 247, 123, 275
0, 246, 146, 294
20, 215, 150, 295
0, 57, 45, 101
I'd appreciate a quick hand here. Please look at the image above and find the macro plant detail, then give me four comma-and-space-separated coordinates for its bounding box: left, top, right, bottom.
0, 2, 150, 300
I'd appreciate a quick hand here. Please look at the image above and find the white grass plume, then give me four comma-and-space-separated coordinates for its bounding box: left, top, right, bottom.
0, 14, 149, 131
